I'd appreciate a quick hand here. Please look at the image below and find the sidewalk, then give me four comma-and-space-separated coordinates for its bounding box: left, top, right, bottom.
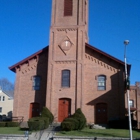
28, 123, 59, 140
0, 134, 28, 140
0, 123, 59, 140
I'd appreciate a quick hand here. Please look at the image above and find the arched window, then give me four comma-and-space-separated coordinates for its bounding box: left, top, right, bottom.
64, 0, 73, 16
62, 70, 70, 87
129, 100, 134, 108
32, 76, 41, 90
97, 75, 106, 90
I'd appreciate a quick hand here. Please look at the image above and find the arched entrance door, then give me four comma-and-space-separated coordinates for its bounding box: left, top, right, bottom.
95, 103, 107, 124
58, 98, 71, 122
29, 102, 40, 118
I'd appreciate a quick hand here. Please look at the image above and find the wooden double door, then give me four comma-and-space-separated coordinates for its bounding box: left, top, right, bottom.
58, 98, 71, 122
96, 103, 107, 124
29, 103, 40, 118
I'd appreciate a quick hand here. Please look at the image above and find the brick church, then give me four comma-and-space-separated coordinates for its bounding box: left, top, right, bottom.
9, 0, 139, 126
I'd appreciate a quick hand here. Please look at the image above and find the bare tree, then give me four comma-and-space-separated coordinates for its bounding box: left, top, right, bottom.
0, 78, 14, 91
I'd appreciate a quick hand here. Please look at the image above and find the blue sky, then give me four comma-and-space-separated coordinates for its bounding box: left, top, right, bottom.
0, 0, 140, 85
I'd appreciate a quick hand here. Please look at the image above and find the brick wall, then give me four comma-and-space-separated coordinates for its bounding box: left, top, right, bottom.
13, 48, 48, 121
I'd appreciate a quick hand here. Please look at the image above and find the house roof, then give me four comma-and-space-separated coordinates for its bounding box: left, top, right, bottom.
0, 87, 14, 98
9, 43, 127, 73
9, 46, 48, 72
5, 91, 14, 98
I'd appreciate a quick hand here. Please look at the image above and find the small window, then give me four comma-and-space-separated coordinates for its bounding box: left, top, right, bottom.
0, 107, 2, 113
62, 70, 70, 87
0, 96, 5, 101
64, 0, 73, 16
129, 100, 134, 108
2, 96, 5, 101
97, 75, 106, 90
32, 76, 41, 90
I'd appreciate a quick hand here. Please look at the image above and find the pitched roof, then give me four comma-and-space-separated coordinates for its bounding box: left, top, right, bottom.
86, 43, 125, 65
9, 43, 127, 73
5, 91, 14, 98
9, 47, 48, 72
0, 88, 14, 98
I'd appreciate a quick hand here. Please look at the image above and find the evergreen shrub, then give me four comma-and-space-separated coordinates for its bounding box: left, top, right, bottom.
28, 117, 49, 131
72, 108, 86, 130
0, 122, 6, 127
61, 108, 87, 131
108, 118, 137, 129
61, 121, 75, 131
41, 107, 54, 124
28, 120, 44, 131
7, 122, 19, 127
61, 118, 79, 131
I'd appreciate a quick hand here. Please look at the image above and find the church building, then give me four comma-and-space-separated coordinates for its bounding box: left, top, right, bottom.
10, 0, 128, 125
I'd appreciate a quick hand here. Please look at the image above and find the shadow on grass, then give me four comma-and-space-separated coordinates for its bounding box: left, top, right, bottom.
58, 128, 132, 138
76, 130, 122, 138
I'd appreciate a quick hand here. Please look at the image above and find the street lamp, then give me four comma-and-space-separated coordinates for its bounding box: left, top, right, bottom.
124, 40, 132, 140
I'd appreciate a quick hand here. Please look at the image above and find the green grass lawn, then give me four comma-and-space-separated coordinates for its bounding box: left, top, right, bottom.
0, 127, 140, 138
0, 127, 29, 135
56, 128, 140, 138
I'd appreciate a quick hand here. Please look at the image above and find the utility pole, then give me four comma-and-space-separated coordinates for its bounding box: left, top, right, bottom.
124, 40, 132, 140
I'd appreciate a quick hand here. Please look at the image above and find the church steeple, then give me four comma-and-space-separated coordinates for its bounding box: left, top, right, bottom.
51, 0, 88, 42
46, 0, 89, 121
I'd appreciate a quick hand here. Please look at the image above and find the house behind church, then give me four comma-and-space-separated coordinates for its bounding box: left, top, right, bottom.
0, 87, 13, 119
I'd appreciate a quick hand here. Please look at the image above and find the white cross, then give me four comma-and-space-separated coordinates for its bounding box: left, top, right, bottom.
65, 41, 68, 46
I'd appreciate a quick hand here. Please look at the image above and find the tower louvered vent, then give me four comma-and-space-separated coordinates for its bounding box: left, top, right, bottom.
64, 0, 73, 16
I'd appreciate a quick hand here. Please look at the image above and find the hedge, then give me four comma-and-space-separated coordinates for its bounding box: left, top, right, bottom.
0, 122, 6, 127
61, 118, 79, 131
61, 108, 87, 131
7, 122, 19, 127
108, 119, 137, 129
0, 122, 19, 127
40, 107, 54, 124
28, 117, 49, 131
72, 108, 86, 130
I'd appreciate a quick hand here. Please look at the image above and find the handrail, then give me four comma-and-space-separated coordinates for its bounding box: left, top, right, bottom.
12, 116, 24, 123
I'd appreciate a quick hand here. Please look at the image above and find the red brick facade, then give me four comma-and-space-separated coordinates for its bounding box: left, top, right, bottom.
9, 0, 132, 125
10, 48, 48, 121
127, 83, 140, 129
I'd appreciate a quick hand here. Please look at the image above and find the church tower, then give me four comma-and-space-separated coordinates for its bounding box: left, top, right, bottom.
46, 0, 88, 122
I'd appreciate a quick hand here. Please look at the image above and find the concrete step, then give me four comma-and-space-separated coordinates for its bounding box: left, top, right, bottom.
89, 124, 108, 129
20, 121, 29, 129
28, 122, 61, 140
